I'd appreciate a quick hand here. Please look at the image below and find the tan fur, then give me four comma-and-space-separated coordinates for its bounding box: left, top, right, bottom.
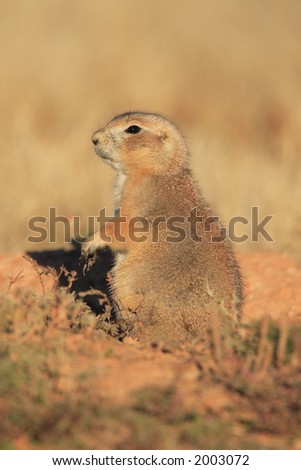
83, 112, 243, 342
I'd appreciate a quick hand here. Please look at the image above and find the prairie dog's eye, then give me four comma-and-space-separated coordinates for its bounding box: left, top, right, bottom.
125, 125, 141, 134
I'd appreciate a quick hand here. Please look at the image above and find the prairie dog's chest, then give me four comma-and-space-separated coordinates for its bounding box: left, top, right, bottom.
113, 171, 127, 209
113, 172, 128, 266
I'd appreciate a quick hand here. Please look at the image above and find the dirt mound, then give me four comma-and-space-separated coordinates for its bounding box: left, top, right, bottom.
239, 252, 301, 322
1, 249, 301, 450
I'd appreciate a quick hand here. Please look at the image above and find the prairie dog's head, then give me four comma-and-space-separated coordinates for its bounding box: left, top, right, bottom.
91, 112, 189, 174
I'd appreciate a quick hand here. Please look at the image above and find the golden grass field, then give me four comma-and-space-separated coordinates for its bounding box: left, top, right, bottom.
1, 0, 301, 260
1, 0, 301, 451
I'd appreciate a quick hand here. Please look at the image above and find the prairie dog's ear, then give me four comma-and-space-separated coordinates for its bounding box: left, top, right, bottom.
158, 130, 168, 142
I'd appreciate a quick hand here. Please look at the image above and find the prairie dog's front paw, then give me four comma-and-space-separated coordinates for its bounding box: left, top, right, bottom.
81, 234, 106, 273
81, 239, 100, 259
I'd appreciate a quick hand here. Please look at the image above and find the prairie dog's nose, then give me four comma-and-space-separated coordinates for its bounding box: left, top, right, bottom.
92, 134, 99, 145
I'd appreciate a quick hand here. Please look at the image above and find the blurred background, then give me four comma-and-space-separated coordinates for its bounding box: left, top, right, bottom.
1, 0, 301, 260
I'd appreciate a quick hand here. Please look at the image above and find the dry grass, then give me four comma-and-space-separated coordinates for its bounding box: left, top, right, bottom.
1, 0, 301, 260
0, 282, 301, 450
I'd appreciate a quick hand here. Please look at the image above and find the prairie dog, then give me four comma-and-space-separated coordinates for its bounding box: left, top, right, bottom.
83, 112, 243, 342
